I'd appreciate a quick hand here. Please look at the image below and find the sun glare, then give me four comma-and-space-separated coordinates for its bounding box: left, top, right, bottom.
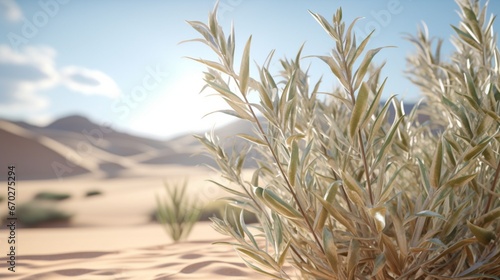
128, 71, 234, 139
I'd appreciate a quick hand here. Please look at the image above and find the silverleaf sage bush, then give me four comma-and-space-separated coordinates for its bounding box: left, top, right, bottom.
184, 0, 499, 278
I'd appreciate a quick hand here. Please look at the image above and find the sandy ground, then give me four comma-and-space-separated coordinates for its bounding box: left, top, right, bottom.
0, 166, 268, 280
0, 223, 267, 280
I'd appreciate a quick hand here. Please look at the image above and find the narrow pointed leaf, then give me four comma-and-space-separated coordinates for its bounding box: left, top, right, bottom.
347, 239, 360, 280
315, 182, 339, 231
342, 171, 364, 199
467, 221, 496, 245
313, 192, 357, 234
430, 140, 443, 189
361, 77, 387, 130
444, 173, 477, 188
349, 82, 370, 139
368, 95, 396, 144
309, 11, 337, 40
186, 20, 217, 47
323, 227, 339, 274
237, 133, 266, 146
239, 36, 252, 95
389, 205, 408, 256
451, 25, 481, 49
348, 30, 375, 69
442, 202, 469, 237
415, 210, 446, 220
288, 140, 299, 187
475, 207, 500, 226
375, 116, 404, 165
277, 240, 290, 268
236, 247, 276, 270
187, 57, 227, 72
371, 253, 386, 277
463, 138, 491, 162
262, 188, 302, 220
344, 17, 362, 56
353, 47, 386, 91
316, 55, 347, 87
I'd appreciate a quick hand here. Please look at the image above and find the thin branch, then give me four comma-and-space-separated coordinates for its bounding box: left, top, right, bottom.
336, 23, 375, 206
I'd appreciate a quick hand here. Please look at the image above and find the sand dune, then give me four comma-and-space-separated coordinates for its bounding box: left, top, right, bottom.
0, 115, 257, 180
0, 120, 90, 180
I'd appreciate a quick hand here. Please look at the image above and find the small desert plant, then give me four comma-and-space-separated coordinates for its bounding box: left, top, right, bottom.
186, 0, 499, 279
34, 191, 71, 201
156, 181, 203, 242
15, 202, 72, 227
85, 189, 102, 197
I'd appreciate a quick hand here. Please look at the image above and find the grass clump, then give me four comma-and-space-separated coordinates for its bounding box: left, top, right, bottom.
85, 189, 102, 197
186, 0, 500, 278
156, 181, 203, 242
34, 191, 71, 201
15, 202, 72, 227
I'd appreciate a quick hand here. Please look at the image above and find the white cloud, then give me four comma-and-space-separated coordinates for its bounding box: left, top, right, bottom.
0, 45, 58, 114
0, 0, 22, 22
0, 44, 122, 120
0, 91, 50, 114
61, 66, 121, 98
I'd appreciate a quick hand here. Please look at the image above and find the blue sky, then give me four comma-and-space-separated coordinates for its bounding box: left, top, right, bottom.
0, 0, 498, 140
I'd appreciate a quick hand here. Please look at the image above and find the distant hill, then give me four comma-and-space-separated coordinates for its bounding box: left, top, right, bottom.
0, 115, 183, 180
0, 120, 90, 180
47, 115, 105, 132
0, 113, 260, 180
0, 102, 423, 180
42, 115, 173, 156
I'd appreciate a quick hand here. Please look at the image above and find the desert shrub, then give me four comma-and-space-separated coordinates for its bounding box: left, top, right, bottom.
85, 189, 102, 197
15, 202, 72, 227
156, 181, 203, 242
186, 0, 500, 278
34, 191, 71, 201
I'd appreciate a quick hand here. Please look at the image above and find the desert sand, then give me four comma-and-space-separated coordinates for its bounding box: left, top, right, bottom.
0, 166, 267, 280
0, 224, 266, 280
0, 115, 272, 279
